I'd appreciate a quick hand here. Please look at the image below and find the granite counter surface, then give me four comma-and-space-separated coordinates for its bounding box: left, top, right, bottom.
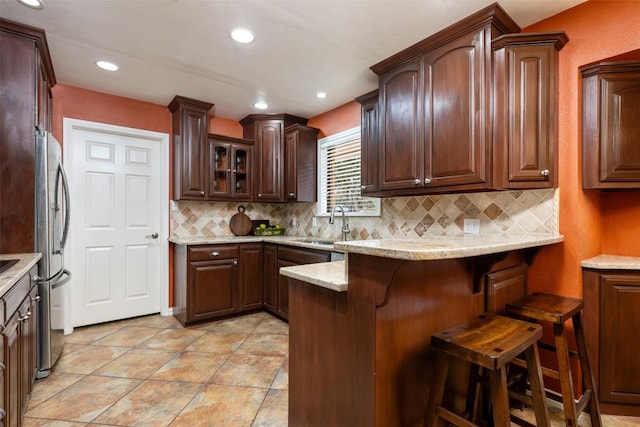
169, 235, 341, 252
333, 233, 564, 261
280, 260, 347, 292
0, 253, 41, 298
581, 254, 640, 270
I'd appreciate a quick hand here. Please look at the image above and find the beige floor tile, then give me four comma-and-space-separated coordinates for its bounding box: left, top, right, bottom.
60, 343, 86, 356
25, 376, 140, 422
186, 331, 249, 354
28, 371, 85, 410
169, 384, 267, 427
236, 333, 289, 357
211, 354, 285, 388
64, 322, 125, 344
55, 345, 130, 375
118, 313, 183, 329
199, 313, 266, 333
270, 357, 288, 390
150, 351, 229, 383
252, 389, 288, 427
23, 419, 87, 426
140, 328, 206, 350
254, 317, 289, 335
93, 379, 201, 426
93, 348, 178, 379
92, 326, 161, 347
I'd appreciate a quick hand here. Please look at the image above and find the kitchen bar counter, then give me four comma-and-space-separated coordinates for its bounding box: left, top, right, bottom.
287, 233, 564, 426
0, 253, 41, 297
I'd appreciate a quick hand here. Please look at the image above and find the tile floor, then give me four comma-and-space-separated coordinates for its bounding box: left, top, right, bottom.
23, 312, 640, 426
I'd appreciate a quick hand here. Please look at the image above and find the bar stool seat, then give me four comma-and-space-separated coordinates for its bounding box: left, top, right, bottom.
425, 313, 550, 427
506, 293, 602, 427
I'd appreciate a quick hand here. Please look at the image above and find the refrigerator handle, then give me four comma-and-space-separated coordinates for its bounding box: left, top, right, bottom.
51, 269, 72, 290
54, 160, 71, 252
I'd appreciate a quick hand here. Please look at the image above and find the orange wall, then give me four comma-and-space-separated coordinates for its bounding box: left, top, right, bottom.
307, 101, 361, 138
522, 0, 640, 298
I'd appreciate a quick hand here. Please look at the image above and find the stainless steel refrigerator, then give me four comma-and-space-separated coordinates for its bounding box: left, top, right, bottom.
35, 131, 71, 378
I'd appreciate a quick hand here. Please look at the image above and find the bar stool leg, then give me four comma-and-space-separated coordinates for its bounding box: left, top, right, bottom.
554, 322, 579, 427
489, 367, 511, 427
572, 312, 602, 427
524, 343, 551, 427
425, 352, 450, 427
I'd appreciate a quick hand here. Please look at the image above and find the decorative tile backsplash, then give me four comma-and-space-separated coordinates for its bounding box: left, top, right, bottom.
171, 189, 559, 240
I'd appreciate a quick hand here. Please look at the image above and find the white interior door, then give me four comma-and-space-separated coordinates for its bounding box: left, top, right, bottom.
64, 119, 169, 328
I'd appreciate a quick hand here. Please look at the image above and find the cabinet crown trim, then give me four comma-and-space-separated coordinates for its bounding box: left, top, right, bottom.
370, 2, 520, 75
168, 95, 214, 113
492, 31, 569, 51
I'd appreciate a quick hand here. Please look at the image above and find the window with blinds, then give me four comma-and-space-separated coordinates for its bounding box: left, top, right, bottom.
317, 127, 380, 216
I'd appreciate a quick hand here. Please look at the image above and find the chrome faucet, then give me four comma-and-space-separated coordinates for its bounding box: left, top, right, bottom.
329, 205, 350, 241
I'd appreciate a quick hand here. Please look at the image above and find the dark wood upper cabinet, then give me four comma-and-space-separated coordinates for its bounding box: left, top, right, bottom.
581, 50, 640, 189
493, 32, 568, 189
285, 124, 320, 202
240, 114, 309, 202
168, 96, 213, 200
0, 19, 56, 254
369, 3, 521, 196
207, 134, 253, 201
356, 90, 379, 195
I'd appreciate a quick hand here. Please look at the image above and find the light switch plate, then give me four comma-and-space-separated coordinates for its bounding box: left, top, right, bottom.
463, 218, 480, 234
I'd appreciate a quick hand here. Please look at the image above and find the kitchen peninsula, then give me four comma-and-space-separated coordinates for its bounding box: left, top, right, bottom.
281, 233, 563, 426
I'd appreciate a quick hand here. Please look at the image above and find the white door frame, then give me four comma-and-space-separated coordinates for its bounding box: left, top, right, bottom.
63, 118, 170, 332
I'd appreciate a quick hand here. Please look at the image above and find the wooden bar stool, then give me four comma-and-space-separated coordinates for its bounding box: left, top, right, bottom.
425, 313, 550, 427
506, 293, 602, 427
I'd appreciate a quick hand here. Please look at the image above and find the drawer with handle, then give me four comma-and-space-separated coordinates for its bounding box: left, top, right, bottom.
188, 245, 239, 262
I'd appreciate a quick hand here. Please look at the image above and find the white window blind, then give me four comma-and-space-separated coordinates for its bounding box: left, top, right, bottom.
318, 127, 380, 216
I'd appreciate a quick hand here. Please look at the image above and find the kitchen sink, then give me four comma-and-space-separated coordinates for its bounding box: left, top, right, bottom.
295, 238, 336, 246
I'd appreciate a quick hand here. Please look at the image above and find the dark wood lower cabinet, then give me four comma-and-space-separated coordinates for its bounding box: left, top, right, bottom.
174, 242, 334, 326
583, 268, 640, 416
1, 264, 38, 427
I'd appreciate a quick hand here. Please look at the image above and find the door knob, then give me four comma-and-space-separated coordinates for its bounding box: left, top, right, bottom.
146, 232, 159, 239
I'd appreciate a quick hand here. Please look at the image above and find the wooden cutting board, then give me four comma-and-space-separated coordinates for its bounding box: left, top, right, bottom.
229, 205, 252, 236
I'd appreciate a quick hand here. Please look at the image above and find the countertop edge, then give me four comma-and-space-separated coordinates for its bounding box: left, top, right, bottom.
168, 236, 342, 252
280, 261, 347, 292
0, 253, 42, 298
581, 254, 640, 270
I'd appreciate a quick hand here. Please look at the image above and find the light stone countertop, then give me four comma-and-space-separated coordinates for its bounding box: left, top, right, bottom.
280, 260, 347, 292
169, 235, 341, 252
581, 254, 640, 270
333, 233, 564, 261
279, 233, 563, 292
0, 253, 41, 298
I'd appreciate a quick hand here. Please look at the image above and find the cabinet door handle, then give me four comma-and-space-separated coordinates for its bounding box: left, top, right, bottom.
32, 295, 41, 302
200, 191, 205, 195
0, 362, 5, 372
258, 193, 262, 198
540, 169, 550, 177
18, 311, 32, 321
32, 274, 41, 284
232, 169, 237, 173
289, 192, 295, 198
0, 408, 5, 420
211, 251, 220, 257
424, 178, 431, 184
361, 185, 366, 191
233, 260, 238, 266
414, 179, 421, 185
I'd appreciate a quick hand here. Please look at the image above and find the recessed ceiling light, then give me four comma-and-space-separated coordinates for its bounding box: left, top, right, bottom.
316, 92, 327, 99
17, 0, 44, 9
254, 102, 269, 110
231, 28, 255, 44
96, 61, 119, 71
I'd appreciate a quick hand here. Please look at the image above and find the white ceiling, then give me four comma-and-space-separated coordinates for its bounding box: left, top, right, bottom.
1, 0, 585, 121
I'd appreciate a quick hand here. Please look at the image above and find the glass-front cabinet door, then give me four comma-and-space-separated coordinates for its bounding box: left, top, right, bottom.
209, 141, 231, 198
231, 146, 252, 199
207, 135, 253, 201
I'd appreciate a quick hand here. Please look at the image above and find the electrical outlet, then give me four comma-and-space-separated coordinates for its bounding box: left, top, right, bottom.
170, 200, 179, 212
290, 217, 298, 227
463, 218, 480, 235
312, 217, 318, 227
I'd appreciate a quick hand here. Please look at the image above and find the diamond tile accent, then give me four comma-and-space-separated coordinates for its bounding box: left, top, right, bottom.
170, 189, 559, 240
